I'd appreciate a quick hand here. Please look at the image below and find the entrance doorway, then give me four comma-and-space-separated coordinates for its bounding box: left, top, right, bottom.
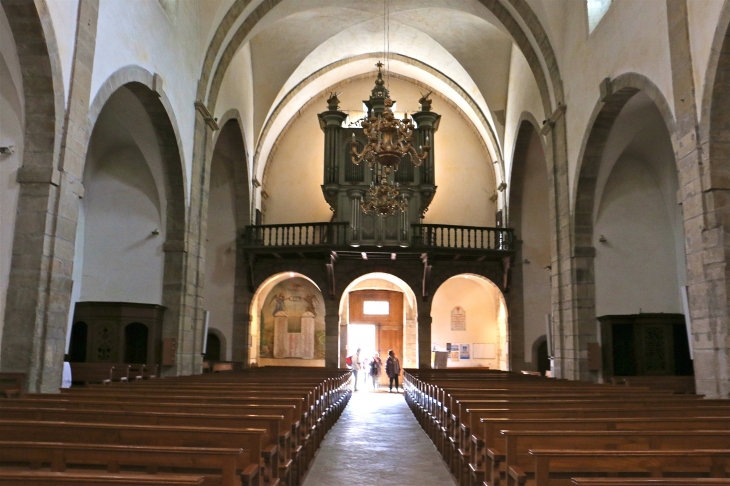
348, 324, 377, 359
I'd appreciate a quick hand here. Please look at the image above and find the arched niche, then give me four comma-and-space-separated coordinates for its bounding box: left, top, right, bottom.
78, 86, 167, 305
250, 272, 325, 367
507, 116, 551, 372
431, 274, 508, 370
574, 80, 687, 382
68, 322, 88, 363
204, 118, 249, 364
204, 329, 223, 362
339, 272, 419, 370
124, 323, 149, 364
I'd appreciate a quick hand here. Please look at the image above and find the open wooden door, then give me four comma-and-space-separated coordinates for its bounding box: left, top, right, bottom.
349, 290, 404, 385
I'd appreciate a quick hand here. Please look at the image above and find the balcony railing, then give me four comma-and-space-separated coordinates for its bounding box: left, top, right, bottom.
242, 222, 514, 252
411, 224, 514, 251
243, 222, 349, 247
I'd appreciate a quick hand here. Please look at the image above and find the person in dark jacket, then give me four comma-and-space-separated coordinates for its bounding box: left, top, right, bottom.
385, 349, 401, 393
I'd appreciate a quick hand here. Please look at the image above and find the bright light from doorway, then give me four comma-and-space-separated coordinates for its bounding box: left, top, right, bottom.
363, 301, 389, 315
348, 324, 377, 359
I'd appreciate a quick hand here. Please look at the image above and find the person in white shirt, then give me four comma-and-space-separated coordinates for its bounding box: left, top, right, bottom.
352, 348, 362, 391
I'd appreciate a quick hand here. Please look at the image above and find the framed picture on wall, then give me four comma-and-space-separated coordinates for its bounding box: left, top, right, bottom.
460, 344, 470, 360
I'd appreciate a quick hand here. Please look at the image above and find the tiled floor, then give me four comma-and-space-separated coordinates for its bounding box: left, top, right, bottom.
301, 387, 457, 486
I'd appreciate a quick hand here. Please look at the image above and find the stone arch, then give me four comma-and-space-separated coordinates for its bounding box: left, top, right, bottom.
205, 327, 228, 362
87, 66, 188, 208
0, 0, 65, 171
83, 75, 189, 375
506, 114, 551, 372
198, 0, 563, 118
432, 273, 509, 370
699, 0, 730, 142
205, 114, 251, 367
258, 62, 501, 203
212, 111, 251, 229
573, 73, 677, 244
531, 334, 549, 376
0, 0, 67, 391
697, 4, 730, 397
571, 72, 681, 381
339, 272, 419, 369
249, 271, 326, 365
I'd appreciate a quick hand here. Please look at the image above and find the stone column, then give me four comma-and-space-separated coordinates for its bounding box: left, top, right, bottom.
666, 0, 730, 397
324, 299, 340, 368
539, 105, 586, 381
417, 300, 433, 369
231, 248, 252, 363
339, 297, 349, 368
0, 0, 99, 393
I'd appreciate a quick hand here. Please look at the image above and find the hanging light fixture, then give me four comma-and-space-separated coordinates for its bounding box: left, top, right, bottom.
349, 0, 432, 218
350, 64, 431, 172
360, 171, 408, 216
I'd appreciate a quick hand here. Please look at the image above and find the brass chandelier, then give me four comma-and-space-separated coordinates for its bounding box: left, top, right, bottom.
360, 174, 408, 217
350, 63, 430, 217
350, 63, 431, 172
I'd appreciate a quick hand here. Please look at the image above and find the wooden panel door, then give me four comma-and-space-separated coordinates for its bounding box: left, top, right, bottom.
349, 290, 404, 380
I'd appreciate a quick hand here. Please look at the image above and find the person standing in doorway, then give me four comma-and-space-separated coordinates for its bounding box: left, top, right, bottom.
386, 349, 401, 393
370, 352, 382, 389
352, 348, 362, 391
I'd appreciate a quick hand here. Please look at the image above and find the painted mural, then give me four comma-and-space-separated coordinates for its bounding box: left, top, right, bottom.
259, 277, 326, 359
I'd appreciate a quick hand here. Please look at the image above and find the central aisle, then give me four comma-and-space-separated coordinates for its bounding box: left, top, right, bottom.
302, 389, 457, 486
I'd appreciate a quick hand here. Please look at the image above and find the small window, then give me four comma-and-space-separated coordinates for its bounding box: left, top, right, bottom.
363, 301, 389, 315
587, 0, 612, 33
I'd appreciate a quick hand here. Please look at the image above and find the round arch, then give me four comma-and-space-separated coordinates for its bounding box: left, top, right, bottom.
573, 73, 677, 243
506, 114, 551, 372
431, 273, 509, 370
87, 66, 188, 210
249, 271, 326, 366
339, 272, 419, 370
81, 77, 189, 375
571, 73, 682, 381
197, 0, 563, 120
0, 0, 67, 391
204, 327, 228, 362
258, 65, 501, 205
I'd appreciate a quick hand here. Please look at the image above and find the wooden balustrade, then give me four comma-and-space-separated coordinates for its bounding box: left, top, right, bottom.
242, 222, 514, 253
411, 224, 514, 251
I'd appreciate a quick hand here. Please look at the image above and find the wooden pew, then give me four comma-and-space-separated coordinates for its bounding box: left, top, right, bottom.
489, 430, 730, 486
0, 441, 254, 486
510, 449, 730, 486
468, 415, 730, 486
0, 420, 271, 486
0, 399, 303, 482
571, 479, 730, 486
0, 407, 289, 486
447, 396, 721, 483
0, 471, 208, 485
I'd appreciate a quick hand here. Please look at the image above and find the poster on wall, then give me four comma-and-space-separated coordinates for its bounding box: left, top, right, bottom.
460, 344, 471, 360
449, 343, 460, 361
259, 277, 326, 360
451, 306, 466, 331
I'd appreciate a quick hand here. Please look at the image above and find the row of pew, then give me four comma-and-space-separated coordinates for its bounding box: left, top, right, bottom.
0, 366, 351, 486
404, 369, 730, 486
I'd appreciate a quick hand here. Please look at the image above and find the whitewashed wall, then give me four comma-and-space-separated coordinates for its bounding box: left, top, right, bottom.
0, 6, 25, 360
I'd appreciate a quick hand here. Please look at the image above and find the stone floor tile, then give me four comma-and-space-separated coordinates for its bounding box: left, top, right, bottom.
302, 388, 456, 486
